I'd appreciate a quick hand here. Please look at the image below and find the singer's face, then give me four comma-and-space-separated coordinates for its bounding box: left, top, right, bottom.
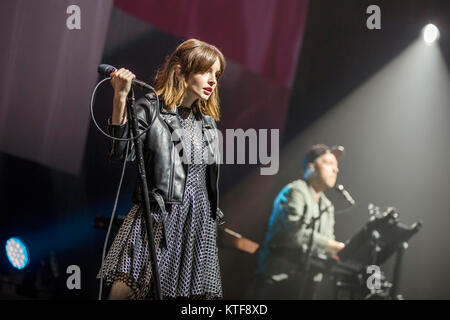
185, 58, 221, 101
314, 152, 339, 189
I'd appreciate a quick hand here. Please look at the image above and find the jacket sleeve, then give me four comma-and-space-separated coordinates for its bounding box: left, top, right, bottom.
283, 186, 332, 253
107, 95, 155, 163
208, 117, 225, 223
324, 206, 336, 242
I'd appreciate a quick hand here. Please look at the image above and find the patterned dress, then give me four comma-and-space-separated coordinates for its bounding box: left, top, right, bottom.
97, 107, 222, 300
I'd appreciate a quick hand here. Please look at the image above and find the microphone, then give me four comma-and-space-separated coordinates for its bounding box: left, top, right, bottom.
335, 184, 356, 206
97, 64, 154, 90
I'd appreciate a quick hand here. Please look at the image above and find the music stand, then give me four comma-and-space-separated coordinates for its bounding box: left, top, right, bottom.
337, 208, 422, 299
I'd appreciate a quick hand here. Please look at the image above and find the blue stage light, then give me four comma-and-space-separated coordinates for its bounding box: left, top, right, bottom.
5, 238, 29, 270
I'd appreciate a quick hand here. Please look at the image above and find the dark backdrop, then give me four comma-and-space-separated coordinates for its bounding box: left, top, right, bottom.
0, 0, 449, 299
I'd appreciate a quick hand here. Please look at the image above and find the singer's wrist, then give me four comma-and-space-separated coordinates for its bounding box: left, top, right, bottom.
114, 91, 128, 100
111, 114, 127, 126
112, 94, 128, 125
111, 105, 127, 125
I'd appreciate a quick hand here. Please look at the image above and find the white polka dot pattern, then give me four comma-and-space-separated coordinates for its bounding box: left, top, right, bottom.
97, 108, 222, 300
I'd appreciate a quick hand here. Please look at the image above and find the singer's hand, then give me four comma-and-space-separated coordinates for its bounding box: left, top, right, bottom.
110, 68, 136, 97
110, 68, 135, 125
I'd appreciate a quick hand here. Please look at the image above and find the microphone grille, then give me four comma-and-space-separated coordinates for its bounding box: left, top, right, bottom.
98, 64, 116, 76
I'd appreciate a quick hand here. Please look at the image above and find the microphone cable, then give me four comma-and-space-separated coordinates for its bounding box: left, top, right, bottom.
97, 140, 129, 300
90, 77, 159, 143
89, 76, 158, 300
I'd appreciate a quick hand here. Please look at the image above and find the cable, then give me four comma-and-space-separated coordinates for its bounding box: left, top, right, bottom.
335, 207, 354, 215
90, 77, 159, 142
97, 140, 130, 300
90, 76, 159, 299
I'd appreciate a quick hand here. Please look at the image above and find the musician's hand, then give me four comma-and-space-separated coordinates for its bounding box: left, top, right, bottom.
110, 68, 136, 97
110, 68, 135, 125
325, 240, 345, 259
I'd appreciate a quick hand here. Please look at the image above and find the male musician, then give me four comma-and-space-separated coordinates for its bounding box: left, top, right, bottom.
255, 144, 346, 299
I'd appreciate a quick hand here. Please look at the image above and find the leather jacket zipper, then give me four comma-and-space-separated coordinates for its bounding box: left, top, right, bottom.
169, 145, 175, 200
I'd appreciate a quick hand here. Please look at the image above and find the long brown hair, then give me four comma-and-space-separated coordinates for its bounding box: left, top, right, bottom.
153, 39, 226, 121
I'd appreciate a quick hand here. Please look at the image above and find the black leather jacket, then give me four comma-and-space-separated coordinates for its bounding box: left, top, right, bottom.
107, 94, 224, 223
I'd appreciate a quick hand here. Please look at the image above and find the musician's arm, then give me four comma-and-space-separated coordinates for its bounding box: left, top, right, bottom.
325, 206, 336, 241
323, 209, 345, 257
283, 186, 331, 253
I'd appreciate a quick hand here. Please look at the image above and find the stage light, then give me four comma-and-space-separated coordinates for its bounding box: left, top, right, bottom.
5, 238, 29, 270
423, 24, 440, 44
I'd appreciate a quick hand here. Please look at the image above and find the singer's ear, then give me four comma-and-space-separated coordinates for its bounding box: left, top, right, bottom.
309, 163, 318, 178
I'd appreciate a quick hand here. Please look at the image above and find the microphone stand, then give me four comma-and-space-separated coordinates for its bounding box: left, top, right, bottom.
126, 88, 162, 300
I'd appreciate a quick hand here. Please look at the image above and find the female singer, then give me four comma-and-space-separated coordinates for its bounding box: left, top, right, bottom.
97, 39, 226, 300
